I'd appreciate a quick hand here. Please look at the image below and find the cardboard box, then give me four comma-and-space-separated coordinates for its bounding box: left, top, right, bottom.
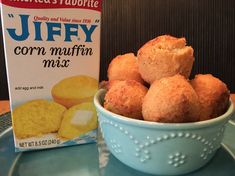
1, 0, 101, 152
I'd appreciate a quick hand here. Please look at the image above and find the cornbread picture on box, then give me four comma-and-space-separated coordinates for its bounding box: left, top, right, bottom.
1, 1, 101, 152
13, 99, 66, 139
51, 75, 98, 108
52, 75, 98, 139
12, 76, 98, 148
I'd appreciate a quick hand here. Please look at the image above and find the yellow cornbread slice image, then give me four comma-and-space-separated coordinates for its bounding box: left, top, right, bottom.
13, 99, 66, 139
58, 102, 98, 139
51, 75, 98, 108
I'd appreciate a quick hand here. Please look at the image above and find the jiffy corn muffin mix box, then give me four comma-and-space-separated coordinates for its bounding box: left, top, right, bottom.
0, 0, 101, 152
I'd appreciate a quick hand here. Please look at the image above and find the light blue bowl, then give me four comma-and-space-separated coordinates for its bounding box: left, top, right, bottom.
94, 89, 234, 175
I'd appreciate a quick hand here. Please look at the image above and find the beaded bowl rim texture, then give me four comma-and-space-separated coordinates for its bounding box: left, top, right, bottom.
94, 89, 234, 130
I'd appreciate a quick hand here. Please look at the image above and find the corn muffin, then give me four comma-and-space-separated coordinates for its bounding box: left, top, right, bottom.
142, 75, 200, 123
191, 74, 230, 121
104, 80, 148, 120
137, 35, 194, 84
58, 102, 97, 139
107, 53, 145, 84
13, 99, 66, 139
52, 75, 98, 108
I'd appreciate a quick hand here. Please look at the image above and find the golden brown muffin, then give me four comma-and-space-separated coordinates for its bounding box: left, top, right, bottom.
104, 80, 148, 120
107, 53, 145, 84
58, 102, 97, 139
13, 99, 66, 139
137, 35, 194, 84
142, 74, 200, 123
51, 75, 98, 108
191, 74, 230, 121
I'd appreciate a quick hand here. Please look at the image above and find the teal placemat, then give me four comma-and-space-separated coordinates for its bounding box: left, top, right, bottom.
0, 112, 12, 133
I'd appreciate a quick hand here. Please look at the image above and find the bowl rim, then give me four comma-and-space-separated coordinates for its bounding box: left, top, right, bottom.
94, 89, 234, 130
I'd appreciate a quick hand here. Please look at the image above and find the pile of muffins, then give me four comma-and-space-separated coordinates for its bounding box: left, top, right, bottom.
102, 35, 230, 123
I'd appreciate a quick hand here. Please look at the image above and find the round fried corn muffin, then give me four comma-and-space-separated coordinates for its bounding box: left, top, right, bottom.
142, 74, 200, 123
58, 102, 97, 139
104, 80, 148, 120
13, 99, 66, 139
107, 53, 144, 84
52, 75, 98, 108
191, 74, 230, 121
137, 35, 194, 84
